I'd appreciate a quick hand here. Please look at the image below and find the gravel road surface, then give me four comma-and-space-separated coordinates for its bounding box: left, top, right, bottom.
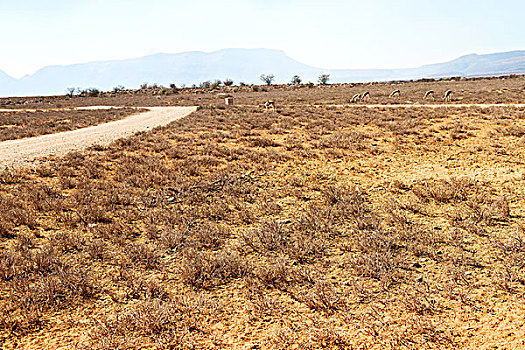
0, 106, 197, 166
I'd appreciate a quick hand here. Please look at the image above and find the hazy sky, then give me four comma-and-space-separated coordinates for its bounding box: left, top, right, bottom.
1, 0, 524, 78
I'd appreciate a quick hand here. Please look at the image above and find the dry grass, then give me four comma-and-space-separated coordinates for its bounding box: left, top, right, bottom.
1, 78, 525, 349
0, 108, 142, 141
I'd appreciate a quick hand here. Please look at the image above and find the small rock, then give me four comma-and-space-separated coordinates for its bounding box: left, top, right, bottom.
416, 276, 424, 283
279, 219, 292, 225
413, 262, 422, 268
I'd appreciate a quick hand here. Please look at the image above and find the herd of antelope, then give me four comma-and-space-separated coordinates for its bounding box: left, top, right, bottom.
353, 88, 453, 102
263, 88, 455, 111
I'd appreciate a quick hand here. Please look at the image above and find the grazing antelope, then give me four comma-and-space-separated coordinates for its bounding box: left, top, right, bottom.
264, 100, 276, 112
352, 94, 361, 103
443, 90, 452, 101
390, 89, 400, 97
361, 91, 370, 101
424, 90, 435, 100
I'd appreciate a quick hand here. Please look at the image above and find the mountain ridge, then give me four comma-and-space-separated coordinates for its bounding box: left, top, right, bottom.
0, 49, 524, 97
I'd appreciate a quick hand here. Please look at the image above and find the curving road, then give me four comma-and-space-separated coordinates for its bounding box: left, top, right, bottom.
0, 106, 197, 166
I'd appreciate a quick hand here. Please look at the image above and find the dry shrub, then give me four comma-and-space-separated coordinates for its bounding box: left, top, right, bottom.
0, 167, 26, 184
254, 257, 293, 288
247, 136, 281, 147
89, 292, 220, 349
124, 242, 162, 270
85, 239, 107, 260
24, 244, 62, 275
268, 318, 351, 349
301, 280, 342, 311
122, 274, 169, 301
49, 231, 85, 253
401, 287, 440, 315
0, 250, 19, 281
160, 230, 186, 251
2, 266, 97, 334
245, 286, 284, 317
180, 249, 248, 288
288, 229, 326, 263
413, 177, 474, 203
319, 131, 369, 150
0, 192, 38, 229
242, 220, 289, 253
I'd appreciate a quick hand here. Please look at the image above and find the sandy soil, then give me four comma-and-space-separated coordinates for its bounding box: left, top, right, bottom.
0, 106, 197, 166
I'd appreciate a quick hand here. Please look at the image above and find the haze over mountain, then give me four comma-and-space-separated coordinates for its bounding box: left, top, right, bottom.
0, 49, 524, 97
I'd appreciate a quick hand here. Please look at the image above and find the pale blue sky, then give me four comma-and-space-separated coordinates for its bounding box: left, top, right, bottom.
1, 0, 523, 78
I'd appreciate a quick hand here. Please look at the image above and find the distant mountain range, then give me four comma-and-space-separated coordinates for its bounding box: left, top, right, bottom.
0, 49, 524, 97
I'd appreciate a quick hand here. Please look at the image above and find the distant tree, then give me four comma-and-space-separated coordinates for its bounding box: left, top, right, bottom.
224, 79, 234, 86
113, 85, 125, 92
65, 87, 76, 97
86, 88, 100, 97
201, 81, 211, 88
318, 74, 330, 85
140, 83, 148, 90
291, 75, 302, 85
239, 82, 247, 86
260, 74, 275, 86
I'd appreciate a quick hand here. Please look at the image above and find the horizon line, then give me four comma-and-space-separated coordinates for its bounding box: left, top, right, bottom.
2, 48, 524, 80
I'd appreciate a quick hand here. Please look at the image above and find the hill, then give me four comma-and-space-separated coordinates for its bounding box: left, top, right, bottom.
0, 49, 524, 96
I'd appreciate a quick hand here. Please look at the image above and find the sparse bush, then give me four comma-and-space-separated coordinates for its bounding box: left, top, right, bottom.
66, 87, 76, 97
242, 220, 289, 253
180, 249, 248, 288
113, 85, 125, 93
260, 74, 275, 85
291, 75, 302, 85
318, 74, 330, 85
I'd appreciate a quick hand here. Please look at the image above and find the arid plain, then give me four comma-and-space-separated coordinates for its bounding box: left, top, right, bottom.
1, 76, 525, 349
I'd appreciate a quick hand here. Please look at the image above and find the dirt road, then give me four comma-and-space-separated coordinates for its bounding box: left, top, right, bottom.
318, 103, 525, 108
0, 106, 197, 166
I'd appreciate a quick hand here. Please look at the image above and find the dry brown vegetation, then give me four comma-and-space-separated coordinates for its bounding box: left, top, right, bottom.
1, 75, 524, 110
0, 108, 142, 141
1, 77, 525, 349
